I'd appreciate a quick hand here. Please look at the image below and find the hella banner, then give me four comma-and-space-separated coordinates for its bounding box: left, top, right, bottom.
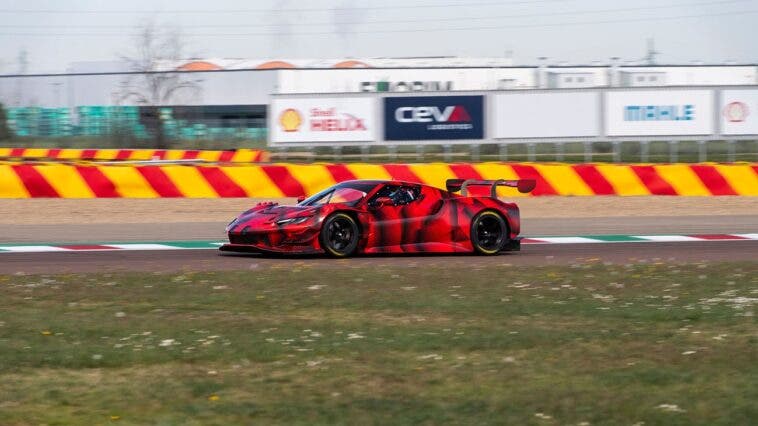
605, 90, 714, 136
270, 97, 376, 144
721, 89, 758, 135
384, 96, 484, 141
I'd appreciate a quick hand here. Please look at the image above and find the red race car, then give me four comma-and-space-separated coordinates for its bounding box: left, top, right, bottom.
220, 178, 535, 257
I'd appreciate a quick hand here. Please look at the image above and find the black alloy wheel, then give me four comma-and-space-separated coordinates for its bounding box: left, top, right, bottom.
471, 211, 508, 255
320, 213, 360, 257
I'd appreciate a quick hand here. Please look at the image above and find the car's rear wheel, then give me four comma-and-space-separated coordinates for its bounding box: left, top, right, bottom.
320, 213, 360, 257
471, 211, 509, 255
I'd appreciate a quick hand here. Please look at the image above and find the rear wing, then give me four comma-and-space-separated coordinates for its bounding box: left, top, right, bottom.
446, 179, 536, 197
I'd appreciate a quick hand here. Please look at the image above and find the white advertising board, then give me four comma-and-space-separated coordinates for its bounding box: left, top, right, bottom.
493, 92, 599, 138
605, 90, 714, 136
720, 89, 758, 135
276, 68, 538, 93
270, 97, 376, 144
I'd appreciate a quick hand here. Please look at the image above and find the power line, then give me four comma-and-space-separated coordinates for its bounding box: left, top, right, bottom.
0, 9, 754, 37
0, 0, 573, 14
0, 0, 746, 29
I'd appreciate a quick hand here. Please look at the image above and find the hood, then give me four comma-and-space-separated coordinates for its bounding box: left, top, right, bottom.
228, 203, 321, 232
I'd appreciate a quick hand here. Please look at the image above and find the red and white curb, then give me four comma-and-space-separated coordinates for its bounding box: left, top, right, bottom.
0, 235, 756, 254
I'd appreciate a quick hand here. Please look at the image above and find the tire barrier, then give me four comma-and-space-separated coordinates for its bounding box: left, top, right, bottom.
1, 162, 756, 198
0, 148, 268, 163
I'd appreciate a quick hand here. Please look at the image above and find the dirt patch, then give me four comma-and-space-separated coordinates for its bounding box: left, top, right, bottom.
1, 197, 756, 225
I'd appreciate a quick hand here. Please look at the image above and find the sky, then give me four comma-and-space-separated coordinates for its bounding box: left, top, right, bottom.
0, 0, 757, 73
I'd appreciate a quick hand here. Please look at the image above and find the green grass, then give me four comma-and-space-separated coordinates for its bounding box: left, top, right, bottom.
0, 261, 756, 425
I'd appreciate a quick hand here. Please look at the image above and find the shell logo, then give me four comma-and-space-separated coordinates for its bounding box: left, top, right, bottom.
279, 108, 302, 132
723, 101, 749, 123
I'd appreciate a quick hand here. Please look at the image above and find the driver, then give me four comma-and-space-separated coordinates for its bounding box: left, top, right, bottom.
389, 187, 416, 205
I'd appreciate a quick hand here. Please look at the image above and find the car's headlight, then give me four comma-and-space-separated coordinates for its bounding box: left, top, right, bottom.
275, 216, 312, 226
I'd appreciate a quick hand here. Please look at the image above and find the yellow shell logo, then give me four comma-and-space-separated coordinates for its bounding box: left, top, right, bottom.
279, 108, 302, 132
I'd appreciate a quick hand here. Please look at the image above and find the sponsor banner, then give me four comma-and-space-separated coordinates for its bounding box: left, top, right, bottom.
721, 89, 758, 135
605, 90, 714, 136
493, 92, 599, 138
270, 97, 376, 143
384, 96, 484, 141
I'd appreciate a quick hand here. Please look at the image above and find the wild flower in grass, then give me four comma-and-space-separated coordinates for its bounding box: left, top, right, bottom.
308, 285, 326, 290
347, 333, 364, 340
656, 403, 685, 412
418, 354, 442, 360
208, 395, 220, 401
212, 285, 228, 290
159, 339, 176, 347
110, 415, 120, 421
534, 412, 553, 420
682, 350, 696, 355
40, 330, 52, 336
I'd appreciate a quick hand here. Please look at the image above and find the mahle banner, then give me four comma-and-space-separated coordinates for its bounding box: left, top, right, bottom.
605, 90, 714, 136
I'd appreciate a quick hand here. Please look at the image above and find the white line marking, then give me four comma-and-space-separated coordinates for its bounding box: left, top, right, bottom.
528, 237, 603, 244
633, 235, 702, 242
107, 244, 178, 250
0, 245, 69, 252
733, 234, 758, 240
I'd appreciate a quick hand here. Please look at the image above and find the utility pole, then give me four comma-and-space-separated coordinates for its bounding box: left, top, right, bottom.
643, 38, 660, 65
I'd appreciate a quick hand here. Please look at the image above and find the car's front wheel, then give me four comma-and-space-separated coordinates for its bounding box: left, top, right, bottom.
320, 213, 360, 257
471, 211, 509, 255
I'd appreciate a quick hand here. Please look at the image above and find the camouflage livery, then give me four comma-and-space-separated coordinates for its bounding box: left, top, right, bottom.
220, 179, 533, 256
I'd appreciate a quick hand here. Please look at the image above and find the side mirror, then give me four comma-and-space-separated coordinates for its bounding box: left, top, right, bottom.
370, 196, 393, 208
296, 196, 306, 203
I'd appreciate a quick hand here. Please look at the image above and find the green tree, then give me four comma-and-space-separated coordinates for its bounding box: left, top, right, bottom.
0, 103, 12, 140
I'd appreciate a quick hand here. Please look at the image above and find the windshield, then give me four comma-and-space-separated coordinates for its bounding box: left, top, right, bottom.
298, 182, 376, 207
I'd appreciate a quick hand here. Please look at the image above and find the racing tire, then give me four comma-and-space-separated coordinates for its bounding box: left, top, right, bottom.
320, 213, 360, 258
470, 211, 509, 255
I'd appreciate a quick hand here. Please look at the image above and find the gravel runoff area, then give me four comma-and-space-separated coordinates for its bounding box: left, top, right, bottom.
2, 196, 757, 225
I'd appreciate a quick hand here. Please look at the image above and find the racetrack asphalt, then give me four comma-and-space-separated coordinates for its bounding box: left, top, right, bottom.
2, 241, 756, 274
1, 202, 755, 274
2, 215, 757, 243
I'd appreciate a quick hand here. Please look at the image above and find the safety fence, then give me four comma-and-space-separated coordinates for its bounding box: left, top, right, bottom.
0, 148, 268, 163
1, 162, 755, 198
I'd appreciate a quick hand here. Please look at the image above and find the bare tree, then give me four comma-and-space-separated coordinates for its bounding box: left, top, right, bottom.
118, 21, 200, 148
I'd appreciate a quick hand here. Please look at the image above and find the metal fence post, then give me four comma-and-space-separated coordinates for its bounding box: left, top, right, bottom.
728, 140, 736, 162
556, 142, 564, 162
584, 141, 592, 163
670, 140, 678, 163
527, 143, 536, 162
471, 144, 480, 162
612, 141, 620, 163
641, 141, 649, 162
698, 140, 707, 163
443, 144, 452, 162
499, 143, 508, 161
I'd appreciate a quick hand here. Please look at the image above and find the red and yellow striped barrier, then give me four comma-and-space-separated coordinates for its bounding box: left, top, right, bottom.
0, 162, 756, 198
0, 147, 268, 163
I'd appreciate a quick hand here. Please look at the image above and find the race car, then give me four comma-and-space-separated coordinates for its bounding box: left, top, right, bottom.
220, 178, 535, 257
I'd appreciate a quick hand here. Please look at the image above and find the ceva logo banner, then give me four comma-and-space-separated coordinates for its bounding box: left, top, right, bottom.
384, 96, 484, 141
